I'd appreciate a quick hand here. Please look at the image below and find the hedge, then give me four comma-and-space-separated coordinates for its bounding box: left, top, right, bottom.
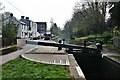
2, 38, 17, 47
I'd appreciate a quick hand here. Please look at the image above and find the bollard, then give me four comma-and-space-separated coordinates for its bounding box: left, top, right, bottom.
84, 40, 87, 47
100, 41, 103, 50
96, 42, 102, 50
68, 48, 73, 54
63, 39, 65, 44
58, 40, 62, 50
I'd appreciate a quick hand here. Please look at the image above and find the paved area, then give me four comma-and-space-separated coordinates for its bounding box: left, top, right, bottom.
32, 45, 66, 53
22, 54, 69, 65
101, 47, 120, 64
22, 45, 69, 65
0, 44, 37, 65
102, 48, 120, 56
88, 45, 120, 56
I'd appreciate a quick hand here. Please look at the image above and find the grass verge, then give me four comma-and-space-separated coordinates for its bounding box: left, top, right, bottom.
2, 58, 71, 80
111, 56, 120, 61
1, 46, 22, 55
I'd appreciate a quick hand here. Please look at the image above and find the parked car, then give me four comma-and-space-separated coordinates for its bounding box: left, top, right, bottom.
44, 33, 51, 40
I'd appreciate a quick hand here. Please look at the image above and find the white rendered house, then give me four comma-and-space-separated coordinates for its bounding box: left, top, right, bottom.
2, 12, 39, 39
18, 16, 38, 39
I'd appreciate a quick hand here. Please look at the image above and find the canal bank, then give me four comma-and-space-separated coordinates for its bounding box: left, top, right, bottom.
25, 40, 120, 79
20, 45, 86, 80
72, 51, 120, 80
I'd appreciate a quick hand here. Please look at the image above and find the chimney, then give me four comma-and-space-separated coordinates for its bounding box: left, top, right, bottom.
21, 16, 24, 19
10, 13, 13, 17
26, 17, 29, 20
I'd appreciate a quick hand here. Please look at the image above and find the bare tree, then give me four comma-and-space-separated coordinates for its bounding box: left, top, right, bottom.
0, 2, 5, 11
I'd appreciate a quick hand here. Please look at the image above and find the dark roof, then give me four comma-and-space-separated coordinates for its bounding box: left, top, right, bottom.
20, 18, 31, 26
36, 22, 46, 24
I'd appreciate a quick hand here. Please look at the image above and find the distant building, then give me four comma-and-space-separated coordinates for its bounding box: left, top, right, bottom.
36, 22, 47, 34
19, 16, 38, 38
2, 12, 39, 39
17, 21, 28, 38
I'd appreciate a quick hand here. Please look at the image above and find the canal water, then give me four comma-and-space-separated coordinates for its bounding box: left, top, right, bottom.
73, 52, 120, 80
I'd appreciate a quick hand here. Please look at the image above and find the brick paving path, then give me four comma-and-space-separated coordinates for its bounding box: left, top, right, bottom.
0, 44, 37, 65
32, 45, 66, 54
22, 53, 69, 65
21, 45, 69, 65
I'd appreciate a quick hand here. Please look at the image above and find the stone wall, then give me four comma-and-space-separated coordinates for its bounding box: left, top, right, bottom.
17, 39, 28, 46
113, 36, 120, 48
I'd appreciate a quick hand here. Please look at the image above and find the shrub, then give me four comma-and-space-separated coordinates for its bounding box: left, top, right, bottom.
2, 38, 17, 47
2, 24, 18, 47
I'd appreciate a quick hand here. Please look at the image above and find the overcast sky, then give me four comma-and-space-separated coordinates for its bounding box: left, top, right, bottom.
1, 0, 81, 29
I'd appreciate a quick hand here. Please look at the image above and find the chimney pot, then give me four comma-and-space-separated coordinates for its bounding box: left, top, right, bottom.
26, 17, 29, 20
10, 13, 13, 17
21, 16, 24, 19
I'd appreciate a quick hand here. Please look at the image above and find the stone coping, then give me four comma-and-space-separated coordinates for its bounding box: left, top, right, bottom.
68, 54, 86, 80
21, 53, 70, 66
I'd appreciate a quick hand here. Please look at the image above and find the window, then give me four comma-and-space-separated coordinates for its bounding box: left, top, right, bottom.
24, 25, 26, 30
38, 29, 40, 32
25, 32, 27, 36
22, 32, 24, 36
29, 27, 31, 30
21, 25, 23, 29
27, 26, 29, 30
41, 28, 45, 30
22, 25, 24, 30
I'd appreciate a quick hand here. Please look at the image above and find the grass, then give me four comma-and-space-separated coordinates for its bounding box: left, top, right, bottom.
2, 58, 71, 80
111, 56, 120, 61
103, 43, 120, 53
75, 34, 100, 41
